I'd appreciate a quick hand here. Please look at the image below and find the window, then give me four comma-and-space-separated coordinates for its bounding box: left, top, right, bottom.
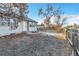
29, 22, 36, 27
0, 18, 8, 26
0, 18, 18, 30
9, 19, 18, 30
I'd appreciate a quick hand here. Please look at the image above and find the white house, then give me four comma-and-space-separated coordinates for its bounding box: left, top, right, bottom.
0, 3, 38, 36
0, 17, 38, 36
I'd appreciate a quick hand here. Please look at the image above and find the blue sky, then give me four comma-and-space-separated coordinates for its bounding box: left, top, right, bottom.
27, 3, 79, 25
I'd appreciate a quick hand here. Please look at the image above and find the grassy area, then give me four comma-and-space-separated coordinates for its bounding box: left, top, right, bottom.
54, 33, 66, 40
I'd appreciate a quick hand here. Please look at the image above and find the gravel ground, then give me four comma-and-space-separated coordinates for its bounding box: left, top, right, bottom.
0, 33, 72, 56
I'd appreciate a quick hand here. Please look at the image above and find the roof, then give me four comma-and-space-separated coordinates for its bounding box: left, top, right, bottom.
25, 17, 38, 23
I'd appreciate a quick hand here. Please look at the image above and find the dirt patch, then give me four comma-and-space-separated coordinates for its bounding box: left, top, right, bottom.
0, 32, 29, 40
0, 32, 72, 56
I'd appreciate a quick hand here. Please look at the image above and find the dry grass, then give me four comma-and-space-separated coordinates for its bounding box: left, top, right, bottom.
54, 33, 66, 40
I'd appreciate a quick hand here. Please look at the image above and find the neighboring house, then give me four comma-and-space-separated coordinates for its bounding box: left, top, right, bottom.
0, 17, 38, 36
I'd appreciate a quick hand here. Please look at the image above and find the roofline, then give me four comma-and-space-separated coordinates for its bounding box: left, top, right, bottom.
25, 17, 38, 23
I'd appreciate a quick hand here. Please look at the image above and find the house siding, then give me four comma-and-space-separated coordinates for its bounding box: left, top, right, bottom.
0, 22, 23, 36
28, 22, 37, 32
0, 20, 37, 36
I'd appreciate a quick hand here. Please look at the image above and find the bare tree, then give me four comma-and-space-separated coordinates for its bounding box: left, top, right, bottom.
54, 15, 67, 32
38, 4, 54, 28
38, 4, 67, 32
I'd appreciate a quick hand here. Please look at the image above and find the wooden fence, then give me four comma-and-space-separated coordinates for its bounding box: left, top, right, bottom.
67, 28, 79, 56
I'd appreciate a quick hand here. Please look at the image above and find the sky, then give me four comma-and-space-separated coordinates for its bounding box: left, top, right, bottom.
27, 3, 79, 25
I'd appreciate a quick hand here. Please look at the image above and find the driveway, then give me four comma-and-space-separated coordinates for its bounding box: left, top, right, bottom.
39, 31, 66, 40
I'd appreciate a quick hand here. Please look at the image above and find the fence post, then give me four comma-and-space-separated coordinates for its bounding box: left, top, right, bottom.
72, 32, 78, 56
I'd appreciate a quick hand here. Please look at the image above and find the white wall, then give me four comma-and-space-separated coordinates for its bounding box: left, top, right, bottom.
22, 21, 28, 31
0, 22, 23, 36
0, 21, 37, 36
22, 21, 37, 32
9, 22, 23, 33
29, 22, 37, 32
0, 26, 10, 36
29, 26, 37, 32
